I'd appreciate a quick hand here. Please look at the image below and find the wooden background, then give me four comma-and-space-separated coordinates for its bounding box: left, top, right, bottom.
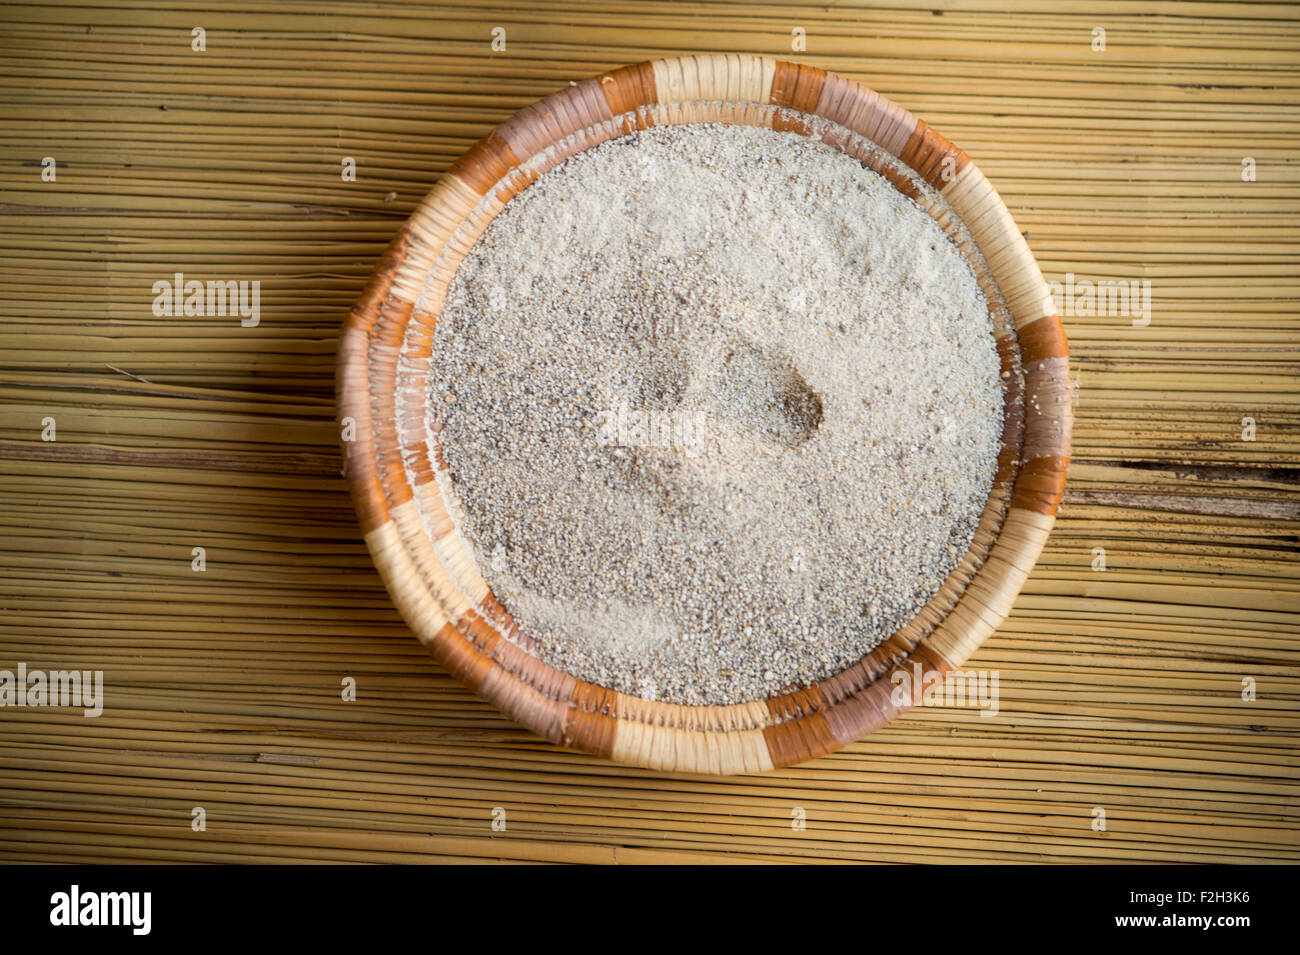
1, 1, 1296, 863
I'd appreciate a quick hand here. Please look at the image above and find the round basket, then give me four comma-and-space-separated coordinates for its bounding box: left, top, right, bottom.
336, 54, 1071, 774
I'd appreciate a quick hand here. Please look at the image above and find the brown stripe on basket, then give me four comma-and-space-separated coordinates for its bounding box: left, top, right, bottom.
1018, 312, 1070, 362
993, 437, 1023, 494
998, 342, 1027, 421
473, 589, 518, 639
477, 657, 574, 746
900, 118, 971, 189
401, 306, 435, 363
367, 295, 416, 514
473, 628, 580, 710
565, 682, 620, 757
349, 227, 410, 324
1011, 458, 1069, 514
427, 619, 498, 692
770, 60, 827, 114
496, 79, 614, 167
997, 395, 1027, 493
817, 636, 907, 707
454, 604, 553, 697
763, 705, 838, 767
815, 74, 918, 159
1023, 361, 1073, 455
339, 229, 410, 531
447, 131, 522, 197
770, 106, 817, 137
395, 309, 438, 491
597, 61, 658, 118
995, 331, 1021, 373
517, 645, 584, 706
766, 684, 828, 724
823, 677, 907, 746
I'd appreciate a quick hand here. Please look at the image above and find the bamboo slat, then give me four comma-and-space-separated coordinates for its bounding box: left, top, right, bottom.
0, 0, 1296, 862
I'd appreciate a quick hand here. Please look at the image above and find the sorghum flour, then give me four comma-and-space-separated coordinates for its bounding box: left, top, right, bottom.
427, 121, 1004, 705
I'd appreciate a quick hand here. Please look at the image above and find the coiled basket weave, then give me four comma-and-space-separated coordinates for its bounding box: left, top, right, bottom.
336, 54, 1072, 775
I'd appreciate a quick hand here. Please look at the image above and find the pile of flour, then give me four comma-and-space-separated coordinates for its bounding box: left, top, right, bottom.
429, 122, 1002, 705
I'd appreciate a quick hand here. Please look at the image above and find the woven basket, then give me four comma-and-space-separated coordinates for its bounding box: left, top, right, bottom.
336, 54, 1071, 774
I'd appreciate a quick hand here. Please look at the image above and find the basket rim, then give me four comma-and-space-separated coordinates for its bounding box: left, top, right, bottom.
336, 53, 1072, 775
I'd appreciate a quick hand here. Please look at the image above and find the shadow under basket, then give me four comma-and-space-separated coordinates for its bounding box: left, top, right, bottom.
336, 54, 1072, 775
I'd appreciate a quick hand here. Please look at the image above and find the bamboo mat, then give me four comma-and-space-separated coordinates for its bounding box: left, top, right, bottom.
1, 0, 1297, 864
